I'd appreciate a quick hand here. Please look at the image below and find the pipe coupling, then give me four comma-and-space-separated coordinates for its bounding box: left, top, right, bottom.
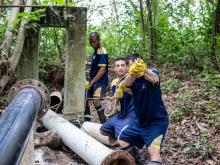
8, 79, 50, 118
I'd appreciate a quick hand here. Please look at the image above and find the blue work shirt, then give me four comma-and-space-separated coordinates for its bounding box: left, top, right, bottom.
89, 46, 108, 85
111, 78, 135, 119
130, 69, 168, 127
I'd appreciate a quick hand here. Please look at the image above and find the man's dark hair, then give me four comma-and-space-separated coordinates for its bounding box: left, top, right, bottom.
89, 32, 100, 39
129, 53, 140, 62
114, 58, 128, 65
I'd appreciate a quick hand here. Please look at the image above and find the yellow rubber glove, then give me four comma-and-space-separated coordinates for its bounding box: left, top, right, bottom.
115, 84, 128, 99
115, 88, 123, 99
128, 59, 147, 76
84, 81, 90, 90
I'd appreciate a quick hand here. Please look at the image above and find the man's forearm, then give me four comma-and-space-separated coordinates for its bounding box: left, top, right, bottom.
91, 67, 106, 85
144, 69, 159, 85
124, 74, 136, 87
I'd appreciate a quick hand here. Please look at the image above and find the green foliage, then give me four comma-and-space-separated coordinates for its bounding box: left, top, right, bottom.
42, 0, 76, 6
171, 103, 193, 122
202, 73, 220, 88
18, 9, 46, 22
12, 9, 46, 31
42, 0, 65, 5
193, 142, 213, 158
161, 79, 184, 94
175, 92, 192, 101
39, 67, 49, 83
39, 28, 65, 67
171, 107, 185, 121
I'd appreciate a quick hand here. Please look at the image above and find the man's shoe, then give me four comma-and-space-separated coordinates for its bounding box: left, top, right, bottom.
126, 146, 143, 165
96, 108, 107, 124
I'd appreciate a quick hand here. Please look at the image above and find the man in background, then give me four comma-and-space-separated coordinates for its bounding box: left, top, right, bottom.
84, 32, 108, 124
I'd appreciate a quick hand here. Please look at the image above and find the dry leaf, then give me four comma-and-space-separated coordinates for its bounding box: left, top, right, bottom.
206, 159, 216, 165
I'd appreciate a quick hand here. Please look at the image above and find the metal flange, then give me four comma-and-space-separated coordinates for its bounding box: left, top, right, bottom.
101, 150, 135, 165
8, 79, 50, 118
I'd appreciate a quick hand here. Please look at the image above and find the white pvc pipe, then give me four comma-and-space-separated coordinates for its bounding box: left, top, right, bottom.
81, 122, 117, 146
41, 109, 134, 165
51, 91, 62, 101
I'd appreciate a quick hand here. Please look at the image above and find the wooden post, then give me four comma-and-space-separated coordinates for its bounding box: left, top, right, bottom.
63, 8, 87, 120
16, 29, 39, 80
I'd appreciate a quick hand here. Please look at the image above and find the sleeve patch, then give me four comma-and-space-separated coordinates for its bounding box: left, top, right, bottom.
98, 64, 107, 67
111, 78, 119, 88
97, 47, 107, 54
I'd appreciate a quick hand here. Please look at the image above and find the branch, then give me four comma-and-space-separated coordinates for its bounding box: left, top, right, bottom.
0, 0, 33, 91
0, 0, 21, 60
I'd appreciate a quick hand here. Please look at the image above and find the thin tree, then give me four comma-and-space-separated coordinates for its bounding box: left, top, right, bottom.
139, 0, 146, 56
210, 0, 220, 71
0, 0, 21, 60
111, 0, 122, 56
146, 0, 159, 60
0, 0, 3, 12
0, 0, 33, 91
146, 0, 155, 59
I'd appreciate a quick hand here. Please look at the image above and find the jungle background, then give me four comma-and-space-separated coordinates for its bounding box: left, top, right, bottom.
0, 0, 220, 164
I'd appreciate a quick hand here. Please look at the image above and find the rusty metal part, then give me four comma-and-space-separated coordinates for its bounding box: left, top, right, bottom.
101, 150, 135, 165
8, 79, 50, 118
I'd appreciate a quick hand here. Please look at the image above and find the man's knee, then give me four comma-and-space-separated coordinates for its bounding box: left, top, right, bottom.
118, 140, 130, 148
100, 130, 111, 136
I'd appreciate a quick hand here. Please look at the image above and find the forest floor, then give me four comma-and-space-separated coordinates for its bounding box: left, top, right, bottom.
0, 64, 219, 165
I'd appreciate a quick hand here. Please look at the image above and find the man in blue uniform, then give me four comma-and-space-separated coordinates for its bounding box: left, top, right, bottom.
100, 58, 136, 139
85, 32, 108, 124
118, 56, 169, 165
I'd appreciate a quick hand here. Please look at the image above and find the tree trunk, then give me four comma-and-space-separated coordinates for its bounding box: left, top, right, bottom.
112, 0, 122, 56
112, 0, 119, 23
0, 0, 33, 91
0, 0, 21, 60
210, 0, 220, 71
152, 0, 160, 29
139, 0, 146, 56
0, 0, 3, 12
146, 0, 157, 59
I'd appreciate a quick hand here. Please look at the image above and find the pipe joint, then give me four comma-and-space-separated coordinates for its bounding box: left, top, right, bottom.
8, 79, 50, 118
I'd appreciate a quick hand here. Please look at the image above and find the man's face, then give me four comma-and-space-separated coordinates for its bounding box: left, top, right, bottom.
89, 36, 100, 49
114, 60, 128, 76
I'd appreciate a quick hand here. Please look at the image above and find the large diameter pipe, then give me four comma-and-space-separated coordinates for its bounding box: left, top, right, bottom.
0, 79, 50, 165
42, 109, 135, 165
0, 88, 42, 165
81, 122, 117, 146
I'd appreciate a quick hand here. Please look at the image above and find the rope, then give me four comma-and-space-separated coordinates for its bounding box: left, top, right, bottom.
50, 102, 62, 112
86, 96, 114, 100
104, 74, 128, 118
84, 74, 129, 119
104, 97, 118, 118
76, 115, 83, 127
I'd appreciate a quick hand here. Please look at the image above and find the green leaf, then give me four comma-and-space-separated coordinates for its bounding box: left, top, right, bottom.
183, 147, 191, 153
